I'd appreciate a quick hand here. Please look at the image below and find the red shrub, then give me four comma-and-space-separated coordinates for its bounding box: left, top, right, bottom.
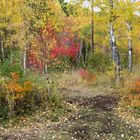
50, 46, 79, 59
27, 50, 44, 72
78, 69, 96, 84
78, 69, 90, 79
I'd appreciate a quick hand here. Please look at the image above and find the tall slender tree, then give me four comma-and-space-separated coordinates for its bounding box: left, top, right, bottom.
109, 0, 121, 82
127, 21, 133, 72
91, 0, 94, 52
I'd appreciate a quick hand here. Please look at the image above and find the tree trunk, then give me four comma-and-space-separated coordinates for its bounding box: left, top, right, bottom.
43, 57, 49, 80
0, 36, 2, 63
6, 92, 15, 119
10, 43, 13, 62
5, 47, 9, 58
43, 51, 51, 97
109, 23, 116, 61
115, 51, 121, 83
109, 22, 121, 82
91, 0, 94, 52
0, 36, 5, 62
82, 40, 86, 63
109, 0, 121, 82
76, 40, 83, 68
39, 33, 51, 97
126, 22, 133, 72
23, 47, 27, 75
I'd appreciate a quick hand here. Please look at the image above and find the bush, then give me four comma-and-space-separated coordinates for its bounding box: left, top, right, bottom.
0, 59, 23, 77
48, 57, 70, 72
78, 69, 96, 84
0, 70, 65, 122
86, 49, 112, 72
119, 48, 128, 69
124, 79, 140, 108
0, 50, 67, 123
0, 51, 23, 77
0, 97, 9, 121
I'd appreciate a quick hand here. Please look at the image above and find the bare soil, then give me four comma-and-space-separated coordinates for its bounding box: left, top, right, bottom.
0, 87, 140, 140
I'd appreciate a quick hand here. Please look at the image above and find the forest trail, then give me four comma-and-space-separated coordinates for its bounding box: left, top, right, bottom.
0, 87, 140, 140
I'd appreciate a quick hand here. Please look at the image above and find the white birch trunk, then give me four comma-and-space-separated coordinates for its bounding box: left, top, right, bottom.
109, 22, 121, 82
126, 22, 133, 72
109, 0, 121, 82
91, 0, 94, 52
109, 22, 116, 61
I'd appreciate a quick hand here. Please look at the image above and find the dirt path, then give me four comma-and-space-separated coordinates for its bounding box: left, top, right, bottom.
0, 87, 140, 140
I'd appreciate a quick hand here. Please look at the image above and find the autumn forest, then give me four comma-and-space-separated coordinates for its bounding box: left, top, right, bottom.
0, 0, 140, 139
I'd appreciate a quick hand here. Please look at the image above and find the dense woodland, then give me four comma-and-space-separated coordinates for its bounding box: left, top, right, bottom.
0, 0, 140, 139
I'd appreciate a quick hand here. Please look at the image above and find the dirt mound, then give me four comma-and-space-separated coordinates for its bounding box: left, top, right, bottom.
67, 95, 119, 111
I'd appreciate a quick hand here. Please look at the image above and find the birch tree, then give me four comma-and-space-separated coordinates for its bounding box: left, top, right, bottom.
127, 21, 133, 72
116, 0, 140, 72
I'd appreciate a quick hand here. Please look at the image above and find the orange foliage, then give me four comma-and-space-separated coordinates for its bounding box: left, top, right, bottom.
86, 73, 96, 84
134, 79, 140, 93
5, 73, 32, 100
7, 82, 23, 93
125, 79, 140, 107
11, 72, 19, 81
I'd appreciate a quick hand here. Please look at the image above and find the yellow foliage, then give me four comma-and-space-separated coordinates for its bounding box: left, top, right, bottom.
24, 81, 32, 91
131, 100, 140, 107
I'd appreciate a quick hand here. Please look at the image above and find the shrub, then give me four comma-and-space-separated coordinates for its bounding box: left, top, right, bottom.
124, 79, 140, 108
48, 57, 70, 72
0, 70, 66, 122
78, 69, 96, 84
0, 59, 23, 77
86, 49, 112, 72
0, 51, 67, 122
0, 51, 23, 77
119, 48, 128, 69
0, 72, 33, 119
78, 69, 89, 80
134, 79, 140, 93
